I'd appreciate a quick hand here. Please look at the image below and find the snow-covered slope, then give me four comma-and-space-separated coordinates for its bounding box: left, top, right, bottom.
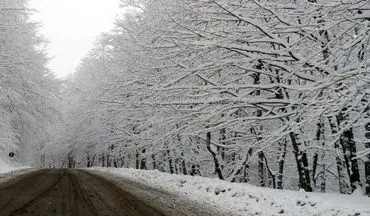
0, 158, 30, 175
91, 167, 370, 216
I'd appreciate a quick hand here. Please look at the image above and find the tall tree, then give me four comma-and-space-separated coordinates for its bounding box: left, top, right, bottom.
0, 0, 60, 166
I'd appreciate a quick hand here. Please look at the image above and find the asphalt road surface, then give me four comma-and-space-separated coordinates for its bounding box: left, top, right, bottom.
0, 169, 219, 216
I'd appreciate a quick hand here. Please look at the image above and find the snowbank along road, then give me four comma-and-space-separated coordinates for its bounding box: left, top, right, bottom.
0, 169, 214, 216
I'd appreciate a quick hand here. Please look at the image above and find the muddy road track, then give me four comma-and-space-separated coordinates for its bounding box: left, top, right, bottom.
0, 169, 215, 216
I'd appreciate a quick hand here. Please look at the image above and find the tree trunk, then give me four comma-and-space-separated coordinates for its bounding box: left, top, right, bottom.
340, 128, 360, 191
312, 153, 319, 191
262, 153, 276, 189
365, 156, 370, 196
167, 150, 175, 174
135, 150, 139, 169
289, 132, 313, 192
258, 152, 265, 187
312, 119, 326, 192
181, 153, 187, 175
218, 127, 226, 169
152, 154, 158, 170
206, 132, 224, 180
277, 139, 287, 189
40, 154, 45, 168
337, 112, 360, 192
68, 153, 75, 168
140, 149, 147, 170
231, 149, 252, 183
328, 116, 349, 193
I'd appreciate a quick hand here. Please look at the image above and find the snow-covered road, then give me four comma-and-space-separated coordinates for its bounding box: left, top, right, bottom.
0, 169, 216, 216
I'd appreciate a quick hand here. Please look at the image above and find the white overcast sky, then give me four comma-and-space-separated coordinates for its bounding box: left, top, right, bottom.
30, 0, 123, 78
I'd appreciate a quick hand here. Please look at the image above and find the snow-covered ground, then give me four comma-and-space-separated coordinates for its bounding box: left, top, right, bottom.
91, 167, 370, 216
0, 158, 31, 175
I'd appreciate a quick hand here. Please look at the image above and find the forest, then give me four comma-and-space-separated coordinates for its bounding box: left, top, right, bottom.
1, 0, 370, 196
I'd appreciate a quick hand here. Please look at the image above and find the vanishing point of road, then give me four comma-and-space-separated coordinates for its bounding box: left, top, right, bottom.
0, 169, 217, 216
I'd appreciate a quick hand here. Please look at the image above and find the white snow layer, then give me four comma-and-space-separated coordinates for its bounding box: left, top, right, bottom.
0, 158, 30, 175
90, 167, 370, 216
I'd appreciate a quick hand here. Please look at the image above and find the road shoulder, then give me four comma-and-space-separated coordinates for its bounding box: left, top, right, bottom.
83, 169, 229, 216
0, 168, 37, 188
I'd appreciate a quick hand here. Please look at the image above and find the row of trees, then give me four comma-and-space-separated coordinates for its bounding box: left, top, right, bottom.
0, 0, 59, 166
49, 0, 370, 195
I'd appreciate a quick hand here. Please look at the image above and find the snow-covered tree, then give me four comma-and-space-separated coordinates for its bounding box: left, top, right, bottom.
0, 0, 60, 166
52, 0, 370, 195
